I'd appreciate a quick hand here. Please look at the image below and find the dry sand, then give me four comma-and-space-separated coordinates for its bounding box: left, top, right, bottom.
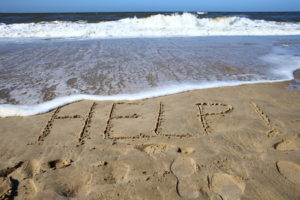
0, 81, 299, 200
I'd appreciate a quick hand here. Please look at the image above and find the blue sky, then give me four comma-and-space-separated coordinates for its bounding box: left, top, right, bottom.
0, 0, 300, 13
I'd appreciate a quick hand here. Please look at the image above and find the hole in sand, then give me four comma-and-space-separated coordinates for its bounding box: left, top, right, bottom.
48, 159, 72, 169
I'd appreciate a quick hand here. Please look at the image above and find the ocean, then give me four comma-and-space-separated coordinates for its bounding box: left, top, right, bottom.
0, 12, 300, 117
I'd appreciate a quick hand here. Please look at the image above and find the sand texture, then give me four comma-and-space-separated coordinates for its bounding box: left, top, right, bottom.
0, 81, 299, 200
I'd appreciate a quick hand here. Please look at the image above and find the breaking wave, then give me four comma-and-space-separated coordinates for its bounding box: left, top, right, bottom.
1, 13, 300, 39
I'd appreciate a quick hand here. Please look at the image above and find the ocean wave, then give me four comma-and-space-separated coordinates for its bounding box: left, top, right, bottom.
0, 13, 300, 38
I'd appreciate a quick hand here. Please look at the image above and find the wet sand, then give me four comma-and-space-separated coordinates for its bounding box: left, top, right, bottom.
0, 81, 299, 200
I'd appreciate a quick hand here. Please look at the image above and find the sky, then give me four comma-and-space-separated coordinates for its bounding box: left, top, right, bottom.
0, 0, 300, 13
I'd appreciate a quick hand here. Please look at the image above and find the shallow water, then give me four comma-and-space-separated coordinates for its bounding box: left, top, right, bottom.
0, 36, 300, 106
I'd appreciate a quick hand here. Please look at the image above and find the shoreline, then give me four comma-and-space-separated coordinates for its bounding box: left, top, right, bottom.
0, 79, 297, 118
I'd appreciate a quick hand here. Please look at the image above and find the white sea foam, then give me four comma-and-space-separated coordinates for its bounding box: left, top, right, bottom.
0, 80, 285, 117
0, 13, 300, 39
261, 47, 300, 78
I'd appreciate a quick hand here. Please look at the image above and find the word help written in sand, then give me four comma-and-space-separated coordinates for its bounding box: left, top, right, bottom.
39, 101, 235, 144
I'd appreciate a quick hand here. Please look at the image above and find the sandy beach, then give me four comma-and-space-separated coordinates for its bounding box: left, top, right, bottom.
0, 80, 299, 200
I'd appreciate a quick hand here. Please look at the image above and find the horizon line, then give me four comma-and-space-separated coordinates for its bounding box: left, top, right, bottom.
1, 10, 300, 14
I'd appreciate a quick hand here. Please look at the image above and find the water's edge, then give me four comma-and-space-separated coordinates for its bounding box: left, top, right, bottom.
0, 79, 290, 117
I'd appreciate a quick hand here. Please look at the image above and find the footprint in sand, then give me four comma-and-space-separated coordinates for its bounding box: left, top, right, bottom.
276, 161, 300, 185
53, 175, 93, 198
21, 159, 41, 179
112, 162, 130, 184
170, 156, 199, 199
0, 177, 12, 199
177, 147, 195, 154
135, 143, 195, 154
90, 161, 130, 184
274, 139, 300, 151
136, 143, 169, 154
47, 159, 72, 170
0, 161, 23, 177
211, 173, 246, 200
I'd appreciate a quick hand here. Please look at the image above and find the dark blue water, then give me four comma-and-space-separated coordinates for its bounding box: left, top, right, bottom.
0, 12, 300, 24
